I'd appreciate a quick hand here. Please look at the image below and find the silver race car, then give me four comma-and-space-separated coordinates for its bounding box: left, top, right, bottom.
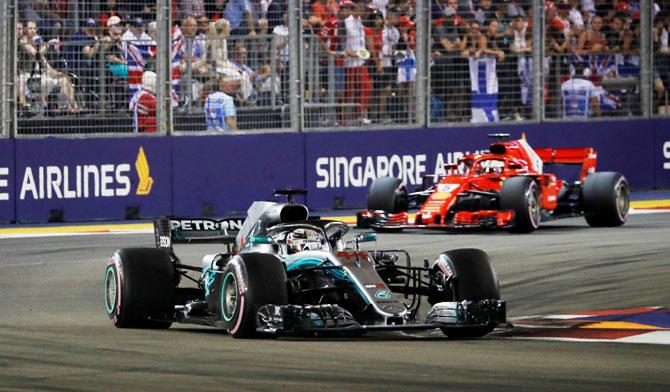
104, 190, 505, 338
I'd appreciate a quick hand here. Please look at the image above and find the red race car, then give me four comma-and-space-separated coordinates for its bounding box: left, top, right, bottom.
357, 134, 630, 233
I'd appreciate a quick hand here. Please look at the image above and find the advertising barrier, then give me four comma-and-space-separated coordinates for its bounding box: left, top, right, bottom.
171, 133, 305, 216
304, 120, 656, 210
0, 139, 14, 223
14, 138, 172, 222
1, 119, 669, 222
653, 119, 670, 189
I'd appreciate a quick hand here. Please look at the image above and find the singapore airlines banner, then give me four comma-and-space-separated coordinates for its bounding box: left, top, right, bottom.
12, 138, 171, 222
303, 120, 659, 209
0, 140, 14, 222
1, 118, 669, 222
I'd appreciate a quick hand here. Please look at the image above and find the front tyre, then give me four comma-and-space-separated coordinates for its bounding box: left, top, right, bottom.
220, 253, 288, 338
434, 248, 500, 338
582, 172, 629, 227
499, 176, 541, 233
105, 248, 175, 328
367, 176, 408, 213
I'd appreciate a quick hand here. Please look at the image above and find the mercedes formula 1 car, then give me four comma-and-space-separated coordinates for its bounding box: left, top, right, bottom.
104, 190, 505, 338
357, 135, 630, 233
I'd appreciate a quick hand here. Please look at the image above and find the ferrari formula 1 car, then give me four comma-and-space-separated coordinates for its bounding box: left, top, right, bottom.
104, 190, 505, 338
357, 135, 630, 233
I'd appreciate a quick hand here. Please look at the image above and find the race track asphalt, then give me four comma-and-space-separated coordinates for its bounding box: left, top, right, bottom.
0, 213, 669, 391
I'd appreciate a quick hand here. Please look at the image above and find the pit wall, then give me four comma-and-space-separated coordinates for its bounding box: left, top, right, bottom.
1, 119, 669, 223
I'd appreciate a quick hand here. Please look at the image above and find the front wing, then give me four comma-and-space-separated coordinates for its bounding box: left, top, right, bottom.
256, 300, 506, 335
357, 210, 515, 229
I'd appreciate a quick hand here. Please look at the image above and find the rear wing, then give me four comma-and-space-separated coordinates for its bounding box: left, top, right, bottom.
533, 147, 597, 181
153, 217, 245, 252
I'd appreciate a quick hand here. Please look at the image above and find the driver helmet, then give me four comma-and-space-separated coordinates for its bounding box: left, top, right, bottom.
286, 228, 323, 253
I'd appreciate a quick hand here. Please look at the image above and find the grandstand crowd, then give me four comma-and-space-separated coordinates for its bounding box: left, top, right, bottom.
13, 0, 670, 132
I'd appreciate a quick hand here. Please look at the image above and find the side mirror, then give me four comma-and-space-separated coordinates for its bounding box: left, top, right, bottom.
345, 232, 377, 251
356, 232, 377, 243
249, 236, 273, 244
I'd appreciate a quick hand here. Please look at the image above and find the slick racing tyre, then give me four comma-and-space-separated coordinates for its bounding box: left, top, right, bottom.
582, 172, 629, 227
367, 176, 408, 214
434, 248, 500, 338
104, 248, 175, 328
499, 176, 541, 233
219, 253, 287, 338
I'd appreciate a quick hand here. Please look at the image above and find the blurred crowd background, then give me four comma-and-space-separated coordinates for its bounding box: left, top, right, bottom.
2, 0, 669, 134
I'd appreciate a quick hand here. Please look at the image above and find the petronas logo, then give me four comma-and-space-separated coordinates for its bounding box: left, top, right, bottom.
135, 146, 153, 196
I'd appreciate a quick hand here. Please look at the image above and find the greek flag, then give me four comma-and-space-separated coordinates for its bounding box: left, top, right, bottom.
469, 57, 498, 123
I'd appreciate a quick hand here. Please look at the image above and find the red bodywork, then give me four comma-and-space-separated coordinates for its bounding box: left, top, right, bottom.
361, 138, 598, 229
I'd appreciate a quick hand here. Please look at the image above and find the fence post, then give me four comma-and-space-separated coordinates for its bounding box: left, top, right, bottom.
0, 0, 7, 137
640, 0, 652, 118
532, 0, 544, 121
415, 0, 428, 127
156, 0, 172, 135
289, 0, 303, 131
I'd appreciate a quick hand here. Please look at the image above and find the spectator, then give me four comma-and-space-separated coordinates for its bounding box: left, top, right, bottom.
205, 0, 228, 20
547, 18, 570, 54
316, 4, 346, 123
475, 0, 496, 26
209, 18, 232, 68
460, 19, 500, 122
365, 9, 384, 122
506, 0, 526, 19
180, 17, 211, 105
101, 17, 128, 108
127, 0, 155, 20
21, 20, 82, 115
224, 0, 256, 36
576, 15, 607, 55
553, 0, 580, 44
310, 0, 334, 29
561, 62, 601, 117
380, 7, 400, 122
273, 10, 290, 102
267, 0, 288, 31
396, 14, 417, 122
510, 15, 531, 119
64, 18, 100, 72
178, 0, 206, 20
129, 71, 158, 133
123, 18, 154, 98
485, 19, 515, 119
654, 11, 670, 109
230, 44, 272, 104
432, 0, 467, 121
64, 18, 101, 108
147, 21, 158, 42
17, 20, 37, 112
204, 75, 239, 131
568, 0, 585, 30
605, 13, 632, 54
122, 17, 153, 48
100, 0, 129, 29
370, 0, 389, 19
343, 0, 372, 125
126, 19, 156, 98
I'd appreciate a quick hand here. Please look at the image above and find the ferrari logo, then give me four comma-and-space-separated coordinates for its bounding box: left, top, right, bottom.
135, 146, 153, 196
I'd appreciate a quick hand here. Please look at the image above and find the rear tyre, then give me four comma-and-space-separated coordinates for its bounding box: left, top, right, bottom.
220, 253, 288, 338
582, 172, 629, 227
105, 248, 175, 328
367, 176, 408, 213
435, 248, 500, 338
499, 176, 541, 233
